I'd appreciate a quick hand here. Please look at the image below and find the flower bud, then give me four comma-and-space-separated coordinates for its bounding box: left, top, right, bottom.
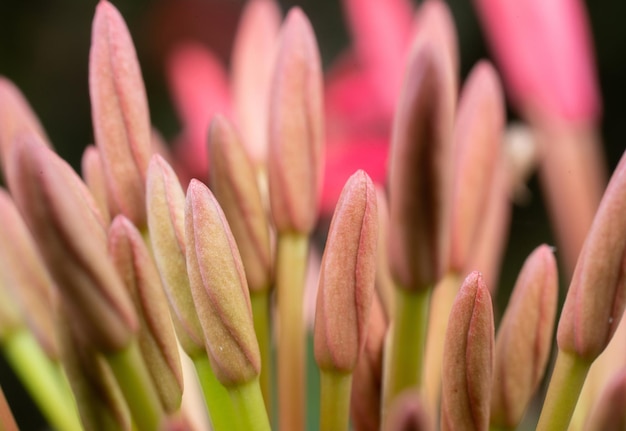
268, 7, 324, 234
387, 29, 455, 291
81, 145, 111, 226
208, 115, 272, 293
231, 0, 281, 165
314, 170, 378, 372
449, 61, 505, 272
108, 215, 184, 413
185, 179, 261, 386
89, 0, 152, 228
8, 132, 137, 353
583, 369, 626, 430
383, 390, 432, 431
558, 151, 626, 360
0, 189, 59, 359
441, 272, 494, 431
491, 245, 558, 428
146, 155, 205, 357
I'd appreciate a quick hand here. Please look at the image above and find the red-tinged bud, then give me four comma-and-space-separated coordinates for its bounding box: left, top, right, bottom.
8, 132, 138, 353
491, 245, 558, 428
441, 272, 494, 431
185, 180, 261, 386
583, 369, 626, 430
146, 155, 205, 357
108, 216, 184, 413
383, 390, 432, 431
89, 0, 152, 228
0, 189, 59, 359
268, 7, 324, 234
209, 116, 272, 293
351, 293, 388, 431
0, 77, 49, 177
558, 151, 626, 360
375, 187, 395, 319
314, 170, 378, 372
231, 0, 281, 165
387, 31, 455, 291
449, 61, 505, 272
81, 145, 112, 226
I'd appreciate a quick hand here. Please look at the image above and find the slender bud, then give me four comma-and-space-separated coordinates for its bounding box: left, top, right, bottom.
231, 0, 281, 165
81, 145, 111, 226
375, 187, 395, 319
0, 189, 59, 359
449, 61, 505, 272
146, 155, 205, 357
108, 215, 184, 413
89, 0, 152, 228
558, 151, 626, 360
268, 7, 324, 234
387, 30, 455, 291
8, 132, 137, 352
0, 76, 49, 176
314, 170, 378, 372
209, 116, 272, 293
185, 180, 261, 386
441, 272, 494, 431
491, 245, 558, 428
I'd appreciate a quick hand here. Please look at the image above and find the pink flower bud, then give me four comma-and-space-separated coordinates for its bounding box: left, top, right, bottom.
89, 0, 152, 228
441, 272, 494, 431
314, 170, 378, 372
558, 151, 626, 360
231, 0, 281, 165
387, 29, 455, 291
108, 215, 184, 413
449, 61, 505, 273
81, 145, 111, 226
268, 7, 324, 234
208, 115, 272, 293
491, 245, 558, 428
8, 132, 137, 352
185, 180, 261, 386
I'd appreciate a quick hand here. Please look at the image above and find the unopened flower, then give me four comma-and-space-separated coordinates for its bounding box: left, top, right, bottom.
90, 0, 153, 228
314, 170, 378, 372
185, 179, 261, 386
268, 7, 324, 235
440, 272, 494, 431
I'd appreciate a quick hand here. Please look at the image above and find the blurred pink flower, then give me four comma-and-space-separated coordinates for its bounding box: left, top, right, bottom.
164, 0, 417, 214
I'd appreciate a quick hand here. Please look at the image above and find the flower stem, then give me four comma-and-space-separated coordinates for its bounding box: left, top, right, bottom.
276, 232, 308, 431
383, 286, 431, 419
319, 370, 352, 431
193, 354, 240, 431
251, 290, 272, 418
105, 340, 164, 431
423, 271, 460, 419
536, 350, 591, 431
2, 328, 83, 431
228, 378, 271, 431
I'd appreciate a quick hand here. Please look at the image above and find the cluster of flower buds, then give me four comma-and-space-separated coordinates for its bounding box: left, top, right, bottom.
0, 0, 624, 430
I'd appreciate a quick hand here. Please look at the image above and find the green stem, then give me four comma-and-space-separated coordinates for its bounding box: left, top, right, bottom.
423, 272, 460, 419
382, 286, 431, 419
228, 378, 271, 431
319, 370, 352, 431
105, 341, 164, 431
251, 290, 272, 418
2, 329, 83, 431
536, 350, 591, 431
276, 232, 308, 431
193, 354, 240, 431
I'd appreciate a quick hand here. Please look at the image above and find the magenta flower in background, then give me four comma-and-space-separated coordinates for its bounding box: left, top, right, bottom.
164, 0, 418, 214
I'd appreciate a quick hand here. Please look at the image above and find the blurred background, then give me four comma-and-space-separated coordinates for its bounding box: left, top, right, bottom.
0, 0, 625, 428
